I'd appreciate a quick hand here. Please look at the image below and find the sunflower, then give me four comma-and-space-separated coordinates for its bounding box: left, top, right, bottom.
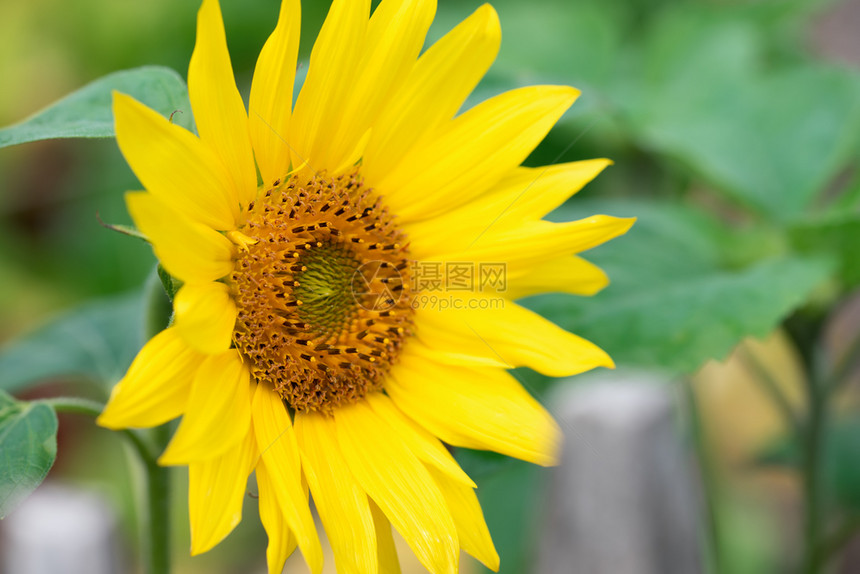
97, 0, 633, 572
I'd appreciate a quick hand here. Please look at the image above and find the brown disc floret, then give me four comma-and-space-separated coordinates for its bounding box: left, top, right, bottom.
231, 171, 413, 414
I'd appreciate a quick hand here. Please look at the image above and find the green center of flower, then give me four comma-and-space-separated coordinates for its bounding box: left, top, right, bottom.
230, 171, 413, 413
293, 241, 361, 336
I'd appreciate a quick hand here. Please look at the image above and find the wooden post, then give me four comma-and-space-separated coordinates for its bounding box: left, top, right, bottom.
536, 374, 703, 574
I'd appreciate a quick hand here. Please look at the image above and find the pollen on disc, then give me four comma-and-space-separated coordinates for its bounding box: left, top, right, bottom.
231, 171, 413, 414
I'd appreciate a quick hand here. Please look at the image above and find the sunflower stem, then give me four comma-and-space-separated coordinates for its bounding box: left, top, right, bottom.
145, 425, 172, 574
142, 267, 175, 574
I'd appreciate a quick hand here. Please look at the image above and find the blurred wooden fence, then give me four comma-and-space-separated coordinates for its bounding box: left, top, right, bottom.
536, 375, 703, 574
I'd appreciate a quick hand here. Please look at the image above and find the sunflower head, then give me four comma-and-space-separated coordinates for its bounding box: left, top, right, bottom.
97, 0, 633, 572
232, 171, 413, 414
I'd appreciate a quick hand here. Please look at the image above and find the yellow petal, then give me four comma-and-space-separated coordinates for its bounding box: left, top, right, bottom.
481, 160, 611, 226
257, 460, 299, 574
442, 216, 635, 268
295, 412, 377, 574
188, 427, 258, 555
404, 160, 611, 258
335, 400, 458, 574
377, 86, 579, 221
319, 0, 436, 172
411, 339, 510, 369
126, 192, 234, 284
188, 0, 257, 207
252, 384, 323, 574
363, 4, 500, 180
428, 467, 498, 571
387, 354, 561, 466
417, 298, 613, 377
173, 282, 237, 354
159, 351, 251, 465
370, 499, 401, 574
97, 328, 202, 429
365, 392, 475, 488
249, 0, 301, 186
113, 92, 239, 229
290, 0, 369, 173
504, 255, 609, 300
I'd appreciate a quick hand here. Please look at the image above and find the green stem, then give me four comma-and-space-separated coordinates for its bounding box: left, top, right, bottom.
801, 374, 826, 574
40, 396, 105, 416
684, 381, 724, 574
145, 425, 171, 574
40, 397, 155, 463
142, 265, 174, 574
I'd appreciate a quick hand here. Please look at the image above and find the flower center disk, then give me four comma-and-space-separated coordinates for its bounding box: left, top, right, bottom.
231, 172, 413, 414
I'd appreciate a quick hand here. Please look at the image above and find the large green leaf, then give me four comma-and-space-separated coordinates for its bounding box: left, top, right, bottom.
526, 200, 834, 374
0, 390, 58, 518
0, 66, 192, 149
620, 11, 860, 220
0, 292, 145, 393
492, 0, 624, 101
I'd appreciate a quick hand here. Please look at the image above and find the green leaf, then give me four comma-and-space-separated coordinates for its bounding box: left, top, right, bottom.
0, 292, 145, 393
0, 66, 192, 149
527, 200, 834, 374
0, 390, 58, 519
435, 0, 626, 121
790, 213, 860, 288
622, 11, 860, 220
492, 0, 624, 93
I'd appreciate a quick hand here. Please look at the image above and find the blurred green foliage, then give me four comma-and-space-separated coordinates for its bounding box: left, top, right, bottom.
0, 292, 145, 395
0, 390, 57, 519
2, 0, 860, 572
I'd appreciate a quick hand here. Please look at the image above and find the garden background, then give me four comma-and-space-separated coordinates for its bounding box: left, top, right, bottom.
2, 0, 860, 572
